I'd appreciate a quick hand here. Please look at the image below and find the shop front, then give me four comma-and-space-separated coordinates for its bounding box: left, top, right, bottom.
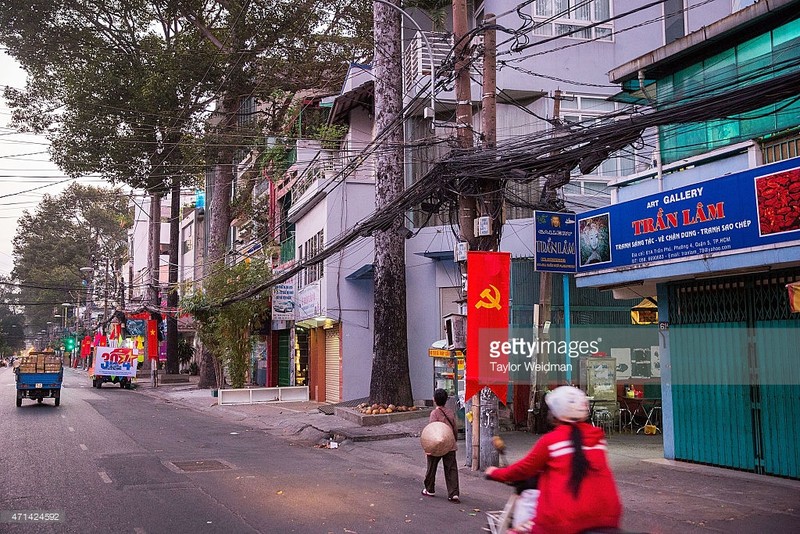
577, 157, 800, 478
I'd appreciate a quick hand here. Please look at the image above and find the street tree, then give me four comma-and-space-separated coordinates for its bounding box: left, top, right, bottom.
180, 256, 273, 389
172, 0, 372, 387
0, 276, 26, 357
11, 184, 131, 335
369, 1, 413, 406
0, 0, 216, 374
2, 0, 373, 387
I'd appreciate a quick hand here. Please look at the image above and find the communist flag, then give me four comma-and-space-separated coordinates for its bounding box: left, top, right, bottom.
788, 282, 800, 313
146, 319, 159, 360
465, 251, 510, 401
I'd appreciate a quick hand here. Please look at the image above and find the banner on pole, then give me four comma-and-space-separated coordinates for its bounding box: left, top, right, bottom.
147, 319, 159, 360
466, 251, 511, 400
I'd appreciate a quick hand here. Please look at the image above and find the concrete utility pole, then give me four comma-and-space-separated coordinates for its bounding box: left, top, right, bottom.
451, 0, 479, 470
529, 92, 562, 433
478, 13, 500, 471
454, 2, 503, 470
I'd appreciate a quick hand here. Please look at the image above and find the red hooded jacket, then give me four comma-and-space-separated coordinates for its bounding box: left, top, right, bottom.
488, 422, 621, 534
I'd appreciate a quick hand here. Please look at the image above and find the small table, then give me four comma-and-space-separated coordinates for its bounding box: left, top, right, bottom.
618, 397, 661, 434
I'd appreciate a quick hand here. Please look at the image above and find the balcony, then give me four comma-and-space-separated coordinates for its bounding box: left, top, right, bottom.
403, 31, 483, 102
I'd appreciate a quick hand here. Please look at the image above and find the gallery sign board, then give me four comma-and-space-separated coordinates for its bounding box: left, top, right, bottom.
576, 157, 800, 273
534, 211, 577, 273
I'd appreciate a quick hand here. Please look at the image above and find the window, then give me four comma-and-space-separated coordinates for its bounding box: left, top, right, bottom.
182, 224, 193, 255
664, 0, 686, 45
560, 94, 639, 178
533, 0, 613, 41
300, 230, 324, 286
562, 179, 611, 199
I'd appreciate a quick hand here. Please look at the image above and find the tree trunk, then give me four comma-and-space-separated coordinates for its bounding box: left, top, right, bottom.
198, 94, 239, 389
166, 175, 180, 374
368, 0, 413, 407
148, 194, 162, 307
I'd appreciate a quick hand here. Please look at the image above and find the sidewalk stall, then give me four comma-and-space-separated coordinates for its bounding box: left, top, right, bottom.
431, 347, 464, 398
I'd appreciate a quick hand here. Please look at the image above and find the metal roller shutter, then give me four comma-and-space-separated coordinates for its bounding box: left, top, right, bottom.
325, 328, 340, 403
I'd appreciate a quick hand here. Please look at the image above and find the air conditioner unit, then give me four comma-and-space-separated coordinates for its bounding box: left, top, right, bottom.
443, 313, 466, 350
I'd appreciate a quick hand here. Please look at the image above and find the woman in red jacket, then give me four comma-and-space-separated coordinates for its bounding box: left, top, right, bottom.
486, 386, 622, 534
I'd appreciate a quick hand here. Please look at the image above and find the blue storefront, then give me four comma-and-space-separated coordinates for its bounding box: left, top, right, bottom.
577, 157, 800, 479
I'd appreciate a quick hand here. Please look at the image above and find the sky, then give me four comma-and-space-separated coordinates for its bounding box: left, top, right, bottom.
0, 51, 95, 276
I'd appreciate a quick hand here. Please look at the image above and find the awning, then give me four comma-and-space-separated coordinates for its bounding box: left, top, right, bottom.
345, 264, 374, 280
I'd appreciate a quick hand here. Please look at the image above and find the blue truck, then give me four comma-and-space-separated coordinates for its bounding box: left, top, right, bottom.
14, 352, 63, 407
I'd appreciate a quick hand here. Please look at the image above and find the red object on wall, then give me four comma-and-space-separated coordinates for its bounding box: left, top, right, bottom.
146, 319, 159, 360
465, 251, 511, 401
80, 335, 92, 357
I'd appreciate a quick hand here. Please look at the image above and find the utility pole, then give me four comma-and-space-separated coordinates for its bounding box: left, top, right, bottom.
529, 91, 562, 433
455, 3, 503, 470
452, 0, 479, 470
478, 12, 500, 471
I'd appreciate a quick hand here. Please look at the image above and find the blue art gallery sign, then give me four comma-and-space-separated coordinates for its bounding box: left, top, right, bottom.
576, 157, 800, 272
534, 211, 576, 273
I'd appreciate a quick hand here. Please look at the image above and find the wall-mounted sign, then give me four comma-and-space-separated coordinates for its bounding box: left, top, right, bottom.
295, 281, 321, 321
272, 281, 295, 321
534, 211, 577, 272
577, 157, 800, 272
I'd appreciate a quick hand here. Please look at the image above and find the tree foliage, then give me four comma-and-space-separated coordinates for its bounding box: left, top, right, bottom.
0, 277, 26, 356
180, 256, 272, 389
1, 0, 374, 387
11, 184, 131, 335
0, 0, 213, 193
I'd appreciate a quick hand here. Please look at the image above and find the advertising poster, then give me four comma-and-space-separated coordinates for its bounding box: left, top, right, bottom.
272, 281, 295, 321
94, 346, 138, 377
534, 211, 577, 272
577, 158, 800, 272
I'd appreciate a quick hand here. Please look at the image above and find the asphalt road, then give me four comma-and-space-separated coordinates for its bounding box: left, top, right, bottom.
0, 367, 499, 534
4, 367, 799, 534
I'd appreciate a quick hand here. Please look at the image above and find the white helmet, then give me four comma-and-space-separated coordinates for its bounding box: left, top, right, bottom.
546, 386, 590, 423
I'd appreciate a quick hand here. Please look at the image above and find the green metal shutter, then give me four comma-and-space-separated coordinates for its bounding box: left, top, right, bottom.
278, 331, 291, 387
671, 322, 755, 471
668, 268, 800, 478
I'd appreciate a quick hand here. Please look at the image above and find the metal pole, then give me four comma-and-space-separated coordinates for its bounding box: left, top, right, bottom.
564, 274, 572, 384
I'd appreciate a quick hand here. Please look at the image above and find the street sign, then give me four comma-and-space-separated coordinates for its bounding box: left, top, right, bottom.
534, 211, 577, 272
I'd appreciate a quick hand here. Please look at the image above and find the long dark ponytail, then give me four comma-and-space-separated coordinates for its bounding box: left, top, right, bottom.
568, 423, 590, 497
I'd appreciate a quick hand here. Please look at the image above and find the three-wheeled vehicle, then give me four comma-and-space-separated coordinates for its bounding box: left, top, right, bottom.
14, 351, 63, 406
90, 346, 136, 389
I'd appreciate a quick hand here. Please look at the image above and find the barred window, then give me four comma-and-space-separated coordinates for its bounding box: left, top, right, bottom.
300, 230, 324, 286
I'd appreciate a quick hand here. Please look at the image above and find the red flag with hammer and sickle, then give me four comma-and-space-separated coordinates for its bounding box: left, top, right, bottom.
466, 251, 510, 401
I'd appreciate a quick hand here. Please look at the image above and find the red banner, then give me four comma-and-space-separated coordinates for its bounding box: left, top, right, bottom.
466, 251, 510, 400
146, 319, 159, 360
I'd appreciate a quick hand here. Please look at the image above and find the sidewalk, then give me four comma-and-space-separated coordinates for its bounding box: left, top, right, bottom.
134, 378, 800, 533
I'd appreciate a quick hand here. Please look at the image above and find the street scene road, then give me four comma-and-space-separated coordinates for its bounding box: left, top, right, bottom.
3, 367, 799, 534
1, 367, 499, 533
